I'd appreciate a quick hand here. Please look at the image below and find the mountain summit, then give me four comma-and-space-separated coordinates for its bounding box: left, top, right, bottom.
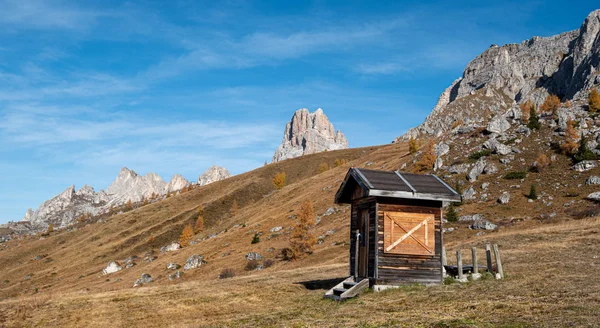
399, 9, 600, 141
272, 108, 348, 162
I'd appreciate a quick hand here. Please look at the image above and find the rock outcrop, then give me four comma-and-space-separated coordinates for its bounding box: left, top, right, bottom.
272, 108, 348, 162
106, 167, 167, 205
166, 174, 190, 194
18, 167, 194, 233
198, 165, 231, 186
23, 185, 109, 230
397, 10, 600, 141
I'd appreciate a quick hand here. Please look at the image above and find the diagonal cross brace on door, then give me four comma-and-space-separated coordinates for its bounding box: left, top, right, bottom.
385, 214, 433, 253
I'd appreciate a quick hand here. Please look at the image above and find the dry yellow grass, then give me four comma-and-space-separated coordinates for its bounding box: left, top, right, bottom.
1, 217, 599, 327
1, 140, 599, 327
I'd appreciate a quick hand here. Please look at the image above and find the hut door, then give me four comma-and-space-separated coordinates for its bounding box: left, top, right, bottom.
358, 209, 369, 278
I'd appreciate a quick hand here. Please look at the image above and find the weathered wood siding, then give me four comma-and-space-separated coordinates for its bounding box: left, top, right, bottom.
349, 197, 377, 278
375, 197, 443, 285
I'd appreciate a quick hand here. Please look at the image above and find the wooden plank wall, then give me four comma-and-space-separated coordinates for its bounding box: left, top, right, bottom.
375, 198, 443, 285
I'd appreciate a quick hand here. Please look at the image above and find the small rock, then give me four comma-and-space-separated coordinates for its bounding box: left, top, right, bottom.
143, 256, 157, 262
481, 182, 489, 190
586, 176, 600, 185
133, 273, 153, 287
102, 261, 123, 275
245, 252, 262, 261
323, 207, 336, 216
166, 263, 181, 270
160, 242, 181, 252
497, 192, 510, 204
469, 220, 498, 231
459, 214, 484, 222
184, 254, 206, 270
484, 163, 498, 174
270, 226, 283, 233
168, 271, 183, 281
572, 160, 598, 172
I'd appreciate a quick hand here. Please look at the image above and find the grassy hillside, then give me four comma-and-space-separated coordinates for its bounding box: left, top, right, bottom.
1, 138, 599, 327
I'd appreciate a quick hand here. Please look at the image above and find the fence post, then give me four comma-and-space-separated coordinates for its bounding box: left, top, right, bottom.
442, 247, 447, 266
485, 244, 493, 274
457, 250, 463, 280
492, 244, 504, 279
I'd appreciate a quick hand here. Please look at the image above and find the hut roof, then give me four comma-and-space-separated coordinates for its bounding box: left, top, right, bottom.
334, 168, 461, 204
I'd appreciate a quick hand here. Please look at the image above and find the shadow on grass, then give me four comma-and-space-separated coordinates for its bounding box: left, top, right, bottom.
295, 277, 346, 290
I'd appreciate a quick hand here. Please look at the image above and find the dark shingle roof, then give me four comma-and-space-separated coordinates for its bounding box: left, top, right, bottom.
335, 168, 461, 204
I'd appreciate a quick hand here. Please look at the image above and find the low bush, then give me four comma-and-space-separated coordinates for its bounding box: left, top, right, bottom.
219, 268, 235, 279
503, 171, 527, 180
263, 259, 274, 268
251, 232, 260, 244
468, 149, 492, 161
245, 260, 260, 271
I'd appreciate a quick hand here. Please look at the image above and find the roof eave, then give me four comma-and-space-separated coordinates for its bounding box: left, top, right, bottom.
368, 189, 462, 202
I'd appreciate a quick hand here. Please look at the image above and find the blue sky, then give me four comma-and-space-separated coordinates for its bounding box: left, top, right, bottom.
0, 1, 598, 223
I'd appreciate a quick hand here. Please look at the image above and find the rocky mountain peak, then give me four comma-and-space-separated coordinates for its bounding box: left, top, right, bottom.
167, 174, 190, 193
106, 168, 167, 205
272, 108, 348, 162
198, 165, 231, 186
397, 10, 600, 142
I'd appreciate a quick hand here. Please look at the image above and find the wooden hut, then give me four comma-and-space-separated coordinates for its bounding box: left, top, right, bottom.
332, 168, 460, 292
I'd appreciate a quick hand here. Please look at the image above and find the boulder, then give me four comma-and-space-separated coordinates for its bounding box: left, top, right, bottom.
245, 252, 262, 261
587, 192, 600, 202
133, 273, 153, 287
467, 158, 487, 181
462, 187, 477, 201
483, 138, 512, 155
498, 192, 510, 204
586, 176, 600, 185
469, 220, 498, 231
160, 242, 180, 252
486, 117, 511, 134
572, 160, 598, 172
102, 261, 123, 275
435, 143, 450, 157
448, 163, 470, 174
484, 163, 498, 174
183, 254, 206, 270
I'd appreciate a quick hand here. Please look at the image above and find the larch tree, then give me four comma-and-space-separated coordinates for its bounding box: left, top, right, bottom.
408, 136, 418, 154
414, 139, 436, 173
540, 94, 561, 116
194, 205, 205, 233
560, 118, 579, 155
289, 200, 317, 260
179, 224, 194, 247
272, 171, 286, 189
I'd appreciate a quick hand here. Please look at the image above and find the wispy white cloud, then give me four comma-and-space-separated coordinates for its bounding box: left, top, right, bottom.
0, 0, 102, 30
355, 62, 407, 75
